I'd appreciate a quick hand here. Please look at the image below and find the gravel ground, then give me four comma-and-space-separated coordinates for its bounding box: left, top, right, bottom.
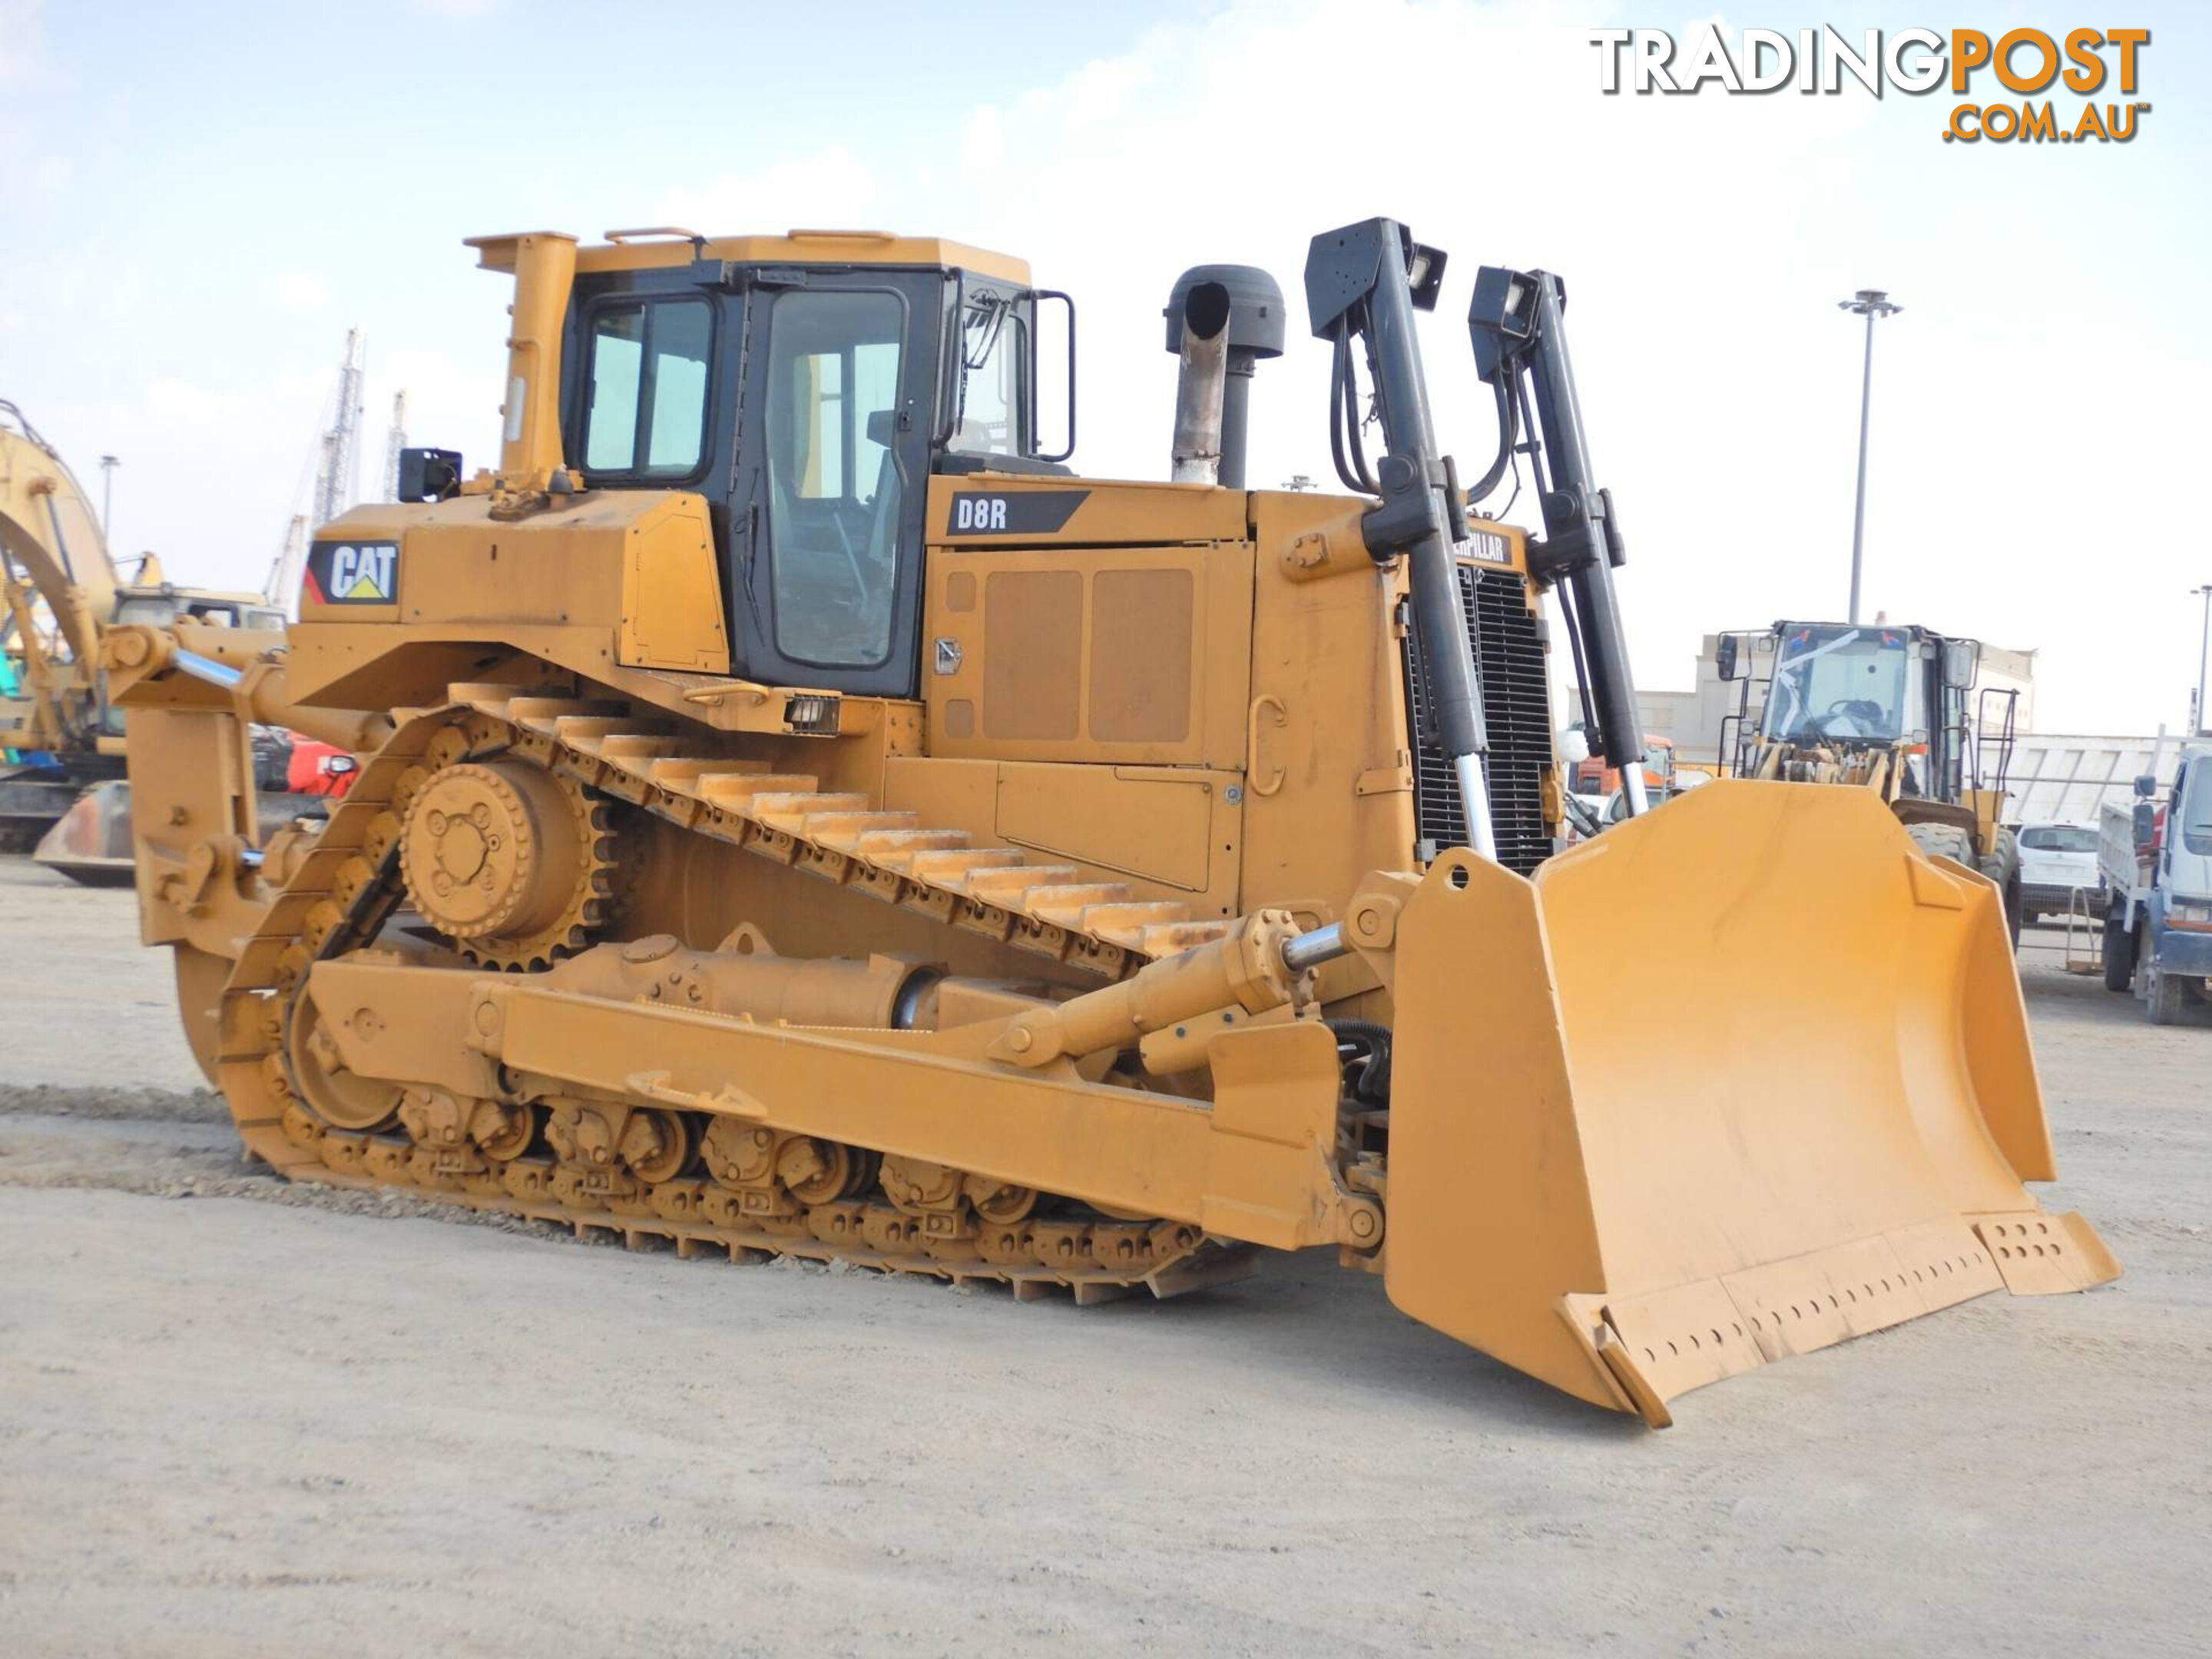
0, 858, 2207, 1657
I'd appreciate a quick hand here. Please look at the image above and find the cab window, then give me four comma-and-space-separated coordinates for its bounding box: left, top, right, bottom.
581, 299, 712, 476
948, 287, 1026, 458
2181, 761, 2212, 856
763, 289, 907, 669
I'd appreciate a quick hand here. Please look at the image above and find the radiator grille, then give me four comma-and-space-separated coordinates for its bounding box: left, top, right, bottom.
1401, 564, 1555, 877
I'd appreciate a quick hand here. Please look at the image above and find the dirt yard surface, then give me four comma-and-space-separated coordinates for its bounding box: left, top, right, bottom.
2, 858, 2207, 1657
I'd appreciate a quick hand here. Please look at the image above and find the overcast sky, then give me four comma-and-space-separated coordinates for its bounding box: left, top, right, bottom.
3, 0, 2205, 733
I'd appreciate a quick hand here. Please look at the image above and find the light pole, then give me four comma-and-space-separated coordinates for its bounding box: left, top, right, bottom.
1837, 290, 1902, 624
2193, 583, 2212, 737
98, 455, 119, 539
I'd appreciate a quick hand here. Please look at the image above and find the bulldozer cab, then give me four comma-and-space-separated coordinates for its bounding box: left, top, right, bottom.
548, 238, 1060, 700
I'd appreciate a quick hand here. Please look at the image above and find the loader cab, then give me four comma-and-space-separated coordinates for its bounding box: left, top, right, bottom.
556, 237, 1064, 700
1743, 624, 1931, 793
1757, 623, 1926, 749
1735, 621, 2008, 810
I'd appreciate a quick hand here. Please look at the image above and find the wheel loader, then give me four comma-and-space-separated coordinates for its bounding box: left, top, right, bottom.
100, 217, 2114, 1426
1717, 621, 2025, 940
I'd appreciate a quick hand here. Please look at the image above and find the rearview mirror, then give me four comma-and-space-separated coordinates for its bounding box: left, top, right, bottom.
1942, 638, 1979, 690
2133, 773, 2157, 798
396, 446, 462, 503
1714, 634, 1740, 682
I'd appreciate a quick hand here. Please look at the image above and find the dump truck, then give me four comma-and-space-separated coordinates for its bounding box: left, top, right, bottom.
1717, 621, 2025, 940
2100, 742, 2212, 1024
99, 217, 2115, 1426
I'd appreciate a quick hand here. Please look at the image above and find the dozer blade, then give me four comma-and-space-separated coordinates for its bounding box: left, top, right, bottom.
30, 778, 137, 886
1382, 778, 2118, 1425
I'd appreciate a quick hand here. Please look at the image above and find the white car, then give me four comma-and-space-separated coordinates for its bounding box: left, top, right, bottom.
2015, 821, 2104, 922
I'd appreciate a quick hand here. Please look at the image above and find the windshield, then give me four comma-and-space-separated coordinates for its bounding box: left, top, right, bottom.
2022, 824, 2098, 854
2181, 760, 2212, 856
1761, 624, 1919, 743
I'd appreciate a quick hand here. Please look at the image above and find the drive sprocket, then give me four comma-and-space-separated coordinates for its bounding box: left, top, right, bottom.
398, 757, 616, 969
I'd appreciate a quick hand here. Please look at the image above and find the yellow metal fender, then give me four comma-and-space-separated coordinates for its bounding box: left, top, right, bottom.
1381, 778, 2118, 1424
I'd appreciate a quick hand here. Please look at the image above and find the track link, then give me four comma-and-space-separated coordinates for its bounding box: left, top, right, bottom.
455, 684, 1236, 975
212, 692, 1263, 1305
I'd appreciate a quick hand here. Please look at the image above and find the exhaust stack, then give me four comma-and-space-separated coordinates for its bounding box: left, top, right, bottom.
1170, 281, 1230, 484
1164, 264, 1285, 488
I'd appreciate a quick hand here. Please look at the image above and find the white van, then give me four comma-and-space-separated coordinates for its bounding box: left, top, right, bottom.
2015, 821, 2103, 922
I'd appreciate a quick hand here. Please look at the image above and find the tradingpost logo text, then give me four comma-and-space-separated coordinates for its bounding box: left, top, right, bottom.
1588, 27, 2151, 143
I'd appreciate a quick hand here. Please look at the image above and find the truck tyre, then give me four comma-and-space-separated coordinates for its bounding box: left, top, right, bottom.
1978, 826, 2023, 948
2149, 966, 2187, 1026
1904, 822, 1976, 869
2103, 901, 2136, 993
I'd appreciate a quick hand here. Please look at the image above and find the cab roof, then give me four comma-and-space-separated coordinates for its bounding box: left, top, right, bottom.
469, 228, 1030, 286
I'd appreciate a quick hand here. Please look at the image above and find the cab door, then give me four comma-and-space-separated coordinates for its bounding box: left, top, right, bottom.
726, 272, 941, 698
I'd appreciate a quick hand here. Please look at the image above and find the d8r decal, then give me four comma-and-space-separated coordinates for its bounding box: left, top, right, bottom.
943, 490, 1089, 537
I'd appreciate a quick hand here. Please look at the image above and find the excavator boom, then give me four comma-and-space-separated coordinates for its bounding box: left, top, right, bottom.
3, 399, 329, 867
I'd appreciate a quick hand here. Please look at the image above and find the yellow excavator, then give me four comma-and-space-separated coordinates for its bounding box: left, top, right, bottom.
2, 399, 293, 876
99, 218, 2114, 1426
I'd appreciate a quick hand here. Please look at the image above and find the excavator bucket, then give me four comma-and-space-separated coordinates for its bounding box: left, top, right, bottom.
31, 778, 137, 886
1382, 777, 2118, 1424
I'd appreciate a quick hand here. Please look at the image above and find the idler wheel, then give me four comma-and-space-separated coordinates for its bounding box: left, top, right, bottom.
286, 995, 402, 1132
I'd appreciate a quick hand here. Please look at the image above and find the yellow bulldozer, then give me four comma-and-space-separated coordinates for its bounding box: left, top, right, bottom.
100, 218, 2114, 1426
